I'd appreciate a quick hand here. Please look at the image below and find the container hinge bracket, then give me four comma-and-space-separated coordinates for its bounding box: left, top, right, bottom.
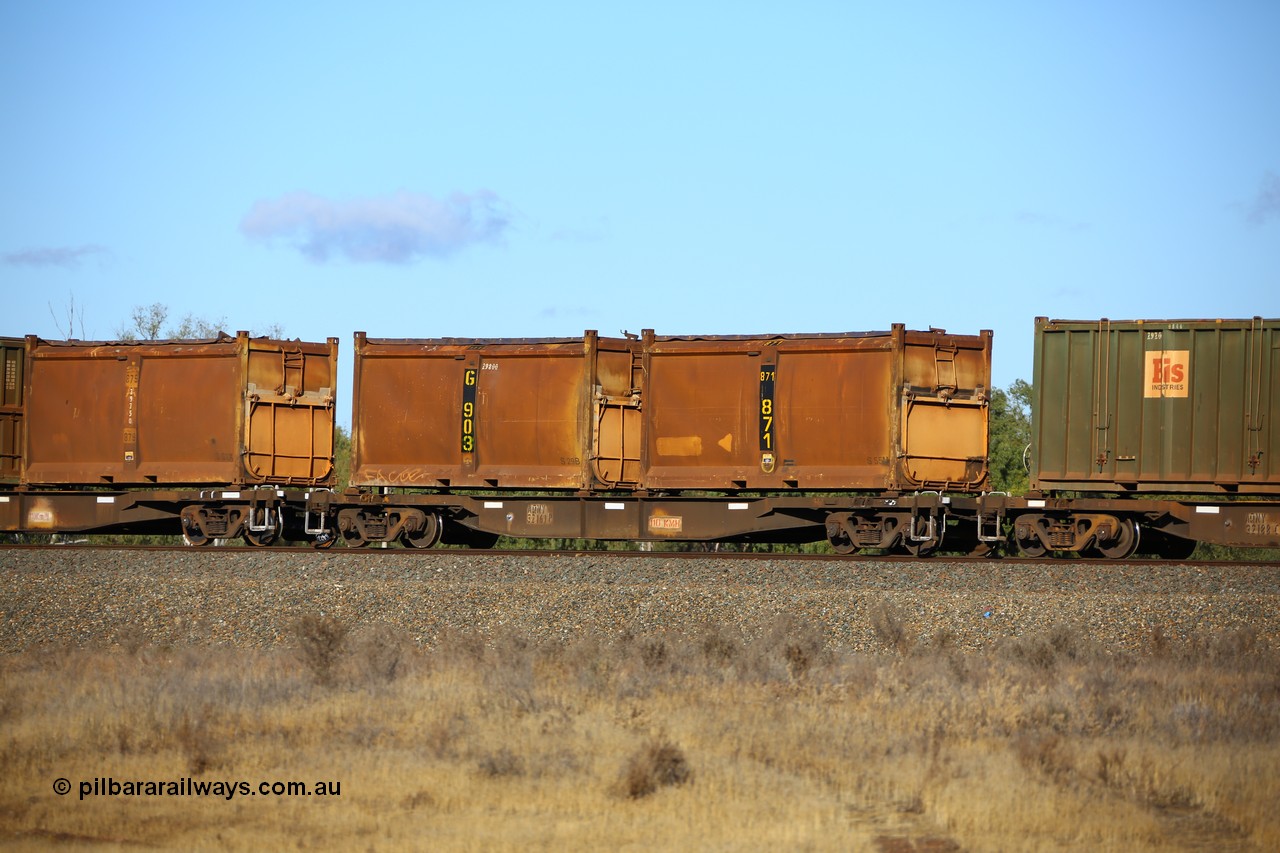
977, 492, 1007, 543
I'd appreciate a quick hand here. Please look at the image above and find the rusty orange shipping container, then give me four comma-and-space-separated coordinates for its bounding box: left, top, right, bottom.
350, 331, 641, 490
22, 333, 337, 487
642, 326, 991, 491
351, 325, 991, 494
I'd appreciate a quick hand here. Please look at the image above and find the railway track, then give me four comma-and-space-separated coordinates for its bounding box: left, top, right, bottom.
1, 542, 1275, 569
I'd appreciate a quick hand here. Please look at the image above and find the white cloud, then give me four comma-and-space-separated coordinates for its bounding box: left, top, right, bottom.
1247, 172, 1280, 225
2, 244, 110, 268
240, 190, 511, 263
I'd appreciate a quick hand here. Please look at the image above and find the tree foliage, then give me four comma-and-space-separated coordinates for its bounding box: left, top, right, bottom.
115, 303, 226, 341
47, 293, 88, 338
113, 303, 285, 341
333, 426, 351, 491
988, 379, 1032, 495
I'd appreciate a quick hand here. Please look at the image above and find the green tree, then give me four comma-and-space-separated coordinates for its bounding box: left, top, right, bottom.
988, 379, 1032, 494
333, 425, 351, 491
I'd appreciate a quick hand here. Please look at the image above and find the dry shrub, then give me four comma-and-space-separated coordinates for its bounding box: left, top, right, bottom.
699, 626, 740, 667
1147, 625, 1172, 659
174, 705, 227, 774
561, 634, 614, 694
1211, 627, 1263, 666
433, 626, 487, 666
401, 789, 436, 810
481, 629, 539, 713
353, 623, 410, 685
1004, 623, 1097, 671
421, 712, 467, 760
1013, 733, 1075, 782
294, 614, 349, 686
477, 747, 525, 778
1094, 746, 1128, 787
617, 738, 693, 799
639, 637, 670, 670
870, 599, 913, 656
760, 615, 828, 681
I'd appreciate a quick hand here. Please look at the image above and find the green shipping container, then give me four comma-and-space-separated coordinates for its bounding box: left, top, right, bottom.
1031, 317, 1279, 494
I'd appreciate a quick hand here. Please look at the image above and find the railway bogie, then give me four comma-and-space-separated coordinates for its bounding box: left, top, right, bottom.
178, 488, 295, 547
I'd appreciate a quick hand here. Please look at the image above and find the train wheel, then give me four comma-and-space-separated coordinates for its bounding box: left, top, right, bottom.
336, 508, 372, 547
182, 524, 211, 547
902, 537, 939, 557
1094, 519, 1140, 560
1012, 515, 1048, 557
825, 518, 858, 555
180, 509, 212, 546
341, 527, 369, 548
1014, 534, 1047, 558
243, 515, 282, 547
401, 513, 442, 550
968, 541, 996, 558
829, 538, 858, 556
901, 515, 943, 557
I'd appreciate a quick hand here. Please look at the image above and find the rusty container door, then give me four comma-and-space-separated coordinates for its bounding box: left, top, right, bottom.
1, 338, 23, 483
641, 327, 989, 492
590, 334, 644, 488
1032, 317, 1279, 494
22, 333, 336, 487
242, 336, 338, 485
352, 333, 618, 490
898, 327, 992, 490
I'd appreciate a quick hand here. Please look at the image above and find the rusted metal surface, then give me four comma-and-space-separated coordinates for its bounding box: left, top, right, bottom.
331, 492, 934, 545
350, 332, 634, 490
0, 487, 323, 540
1031, 317, 1279, 494
21, 333, 337, 487
988, 494, 1280, 555
350, 326, 991, 495
642, 326, 991, 491
1, 338, 23, 484
0, 491, 183, 535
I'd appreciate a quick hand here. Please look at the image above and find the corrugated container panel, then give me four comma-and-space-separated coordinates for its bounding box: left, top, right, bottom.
1, 338, 24, 483
351, 333, 640, 490
22, 333, 336, 487
1031, 317, 1279, 493
642, 326, 991, 491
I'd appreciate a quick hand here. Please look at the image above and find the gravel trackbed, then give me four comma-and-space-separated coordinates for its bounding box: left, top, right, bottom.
2, 549, 1278, 653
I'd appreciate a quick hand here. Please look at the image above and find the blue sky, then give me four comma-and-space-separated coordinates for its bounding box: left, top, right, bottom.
3, 1, 1277, 401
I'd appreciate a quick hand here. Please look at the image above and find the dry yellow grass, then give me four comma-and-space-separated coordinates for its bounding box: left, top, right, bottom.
1, 609, 1277, 851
